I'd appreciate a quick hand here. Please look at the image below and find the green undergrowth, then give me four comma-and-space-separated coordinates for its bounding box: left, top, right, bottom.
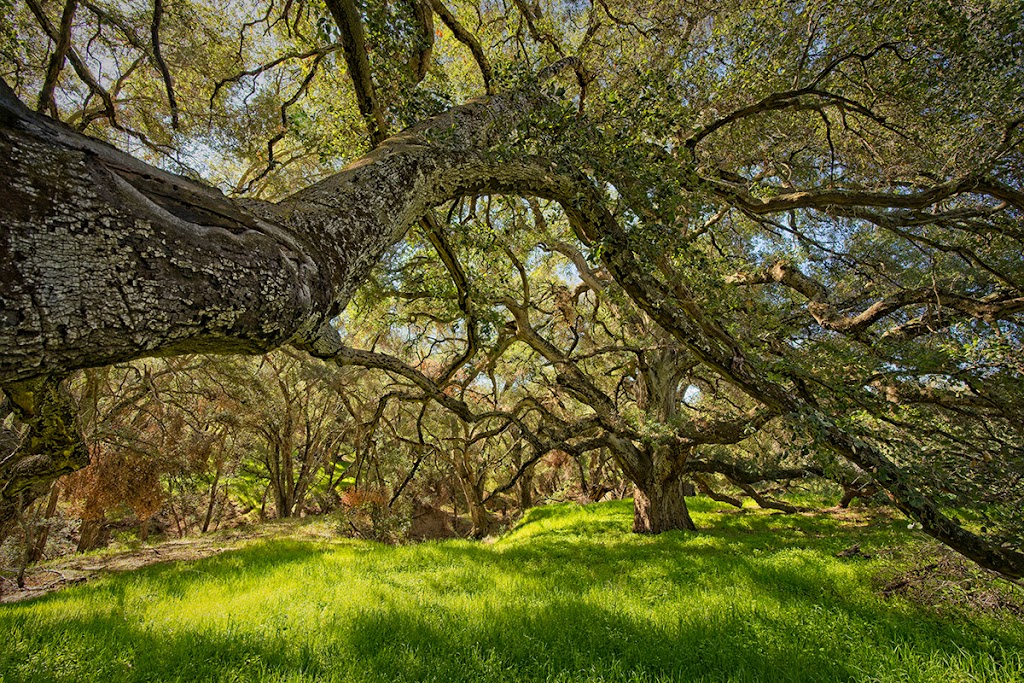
2, 498, 1022, 682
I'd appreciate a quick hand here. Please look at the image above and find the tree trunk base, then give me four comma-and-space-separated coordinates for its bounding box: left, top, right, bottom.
77, 517, 109, 552
633, 479, 696, 533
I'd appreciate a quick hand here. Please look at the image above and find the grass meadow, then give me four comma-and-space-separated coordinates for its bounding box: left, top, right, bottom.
1, 498, 1022, 682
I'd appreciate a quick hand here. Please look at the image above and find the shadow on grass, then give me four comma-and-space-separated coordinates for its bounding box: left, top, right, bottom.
1, 504, 1020, 683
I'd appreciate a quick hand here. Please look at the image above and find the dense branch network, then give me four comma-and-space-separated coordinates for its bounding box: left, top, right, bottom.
1, 2, 1022, 577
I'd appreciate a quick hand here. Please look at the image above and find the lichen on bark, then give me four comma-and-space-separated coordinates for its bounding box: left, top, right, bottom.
0, 376, 88, 541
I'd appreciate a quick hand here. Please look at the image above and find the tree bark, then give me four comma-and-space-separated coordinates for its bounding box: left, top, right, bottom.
201, 461, 222, 533
632, 446, 696, 533
0, 81, 330, 383
77, 515, 107, 552
0, 377, 88, 539
28, 481, 60, 562
633, 477, 696, 534
0, 64, 581, 385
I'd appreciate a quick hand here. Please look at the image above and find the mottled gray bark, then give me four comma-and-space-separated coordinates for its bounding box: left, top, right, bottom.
0, 81, 329, 382
1, 62, 581, 382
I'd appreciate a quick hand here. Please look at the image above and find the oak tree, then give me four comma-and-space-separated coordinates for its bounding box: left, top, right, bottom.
1, 0, 1022, 577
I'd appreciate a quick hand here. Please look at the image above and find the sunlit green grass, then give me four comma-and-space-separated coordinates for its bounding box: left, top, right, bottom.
2, 499, 1022, 682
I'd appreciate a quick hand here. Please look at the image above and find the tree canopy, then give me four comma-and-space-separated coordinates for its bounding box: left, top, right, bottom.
1, 0, 1022, 577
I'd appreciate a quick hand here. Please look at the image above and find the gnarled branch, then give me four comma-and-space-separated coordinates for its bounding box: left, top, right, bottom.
430, 0, 493, 94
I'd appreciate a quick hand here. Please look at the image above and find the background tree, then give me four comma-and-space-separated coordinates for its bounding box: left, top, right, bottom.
342, 195, 827, 533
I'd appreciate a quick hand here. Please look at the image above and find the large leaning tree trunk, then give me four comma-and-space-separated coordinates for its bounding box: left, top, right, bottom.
0, 59, 581, 539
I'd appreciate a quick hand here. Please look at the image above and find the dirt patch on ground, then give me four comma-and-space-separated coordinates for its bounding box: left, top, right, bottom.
0, 537, 240, 603
0, 522, 331, 604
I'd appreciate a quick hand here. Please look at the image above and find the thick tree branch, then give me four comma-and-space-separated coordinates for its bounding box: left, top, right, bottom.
542, 240, 609, 293
36, 0, 78, 117
691, 474, 743, 508
728, 262, 1024, 336
732, 480, 802, 513
726, 261, 828, 303
406, 0, 435, 83
429, 0, 494, 94
150, 0, 179, 129
1, 61, 581, 385
687, 459, 821, 485
324, 0, 389, 145
710, 174, 1008, 216
686, 86, 897, 153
